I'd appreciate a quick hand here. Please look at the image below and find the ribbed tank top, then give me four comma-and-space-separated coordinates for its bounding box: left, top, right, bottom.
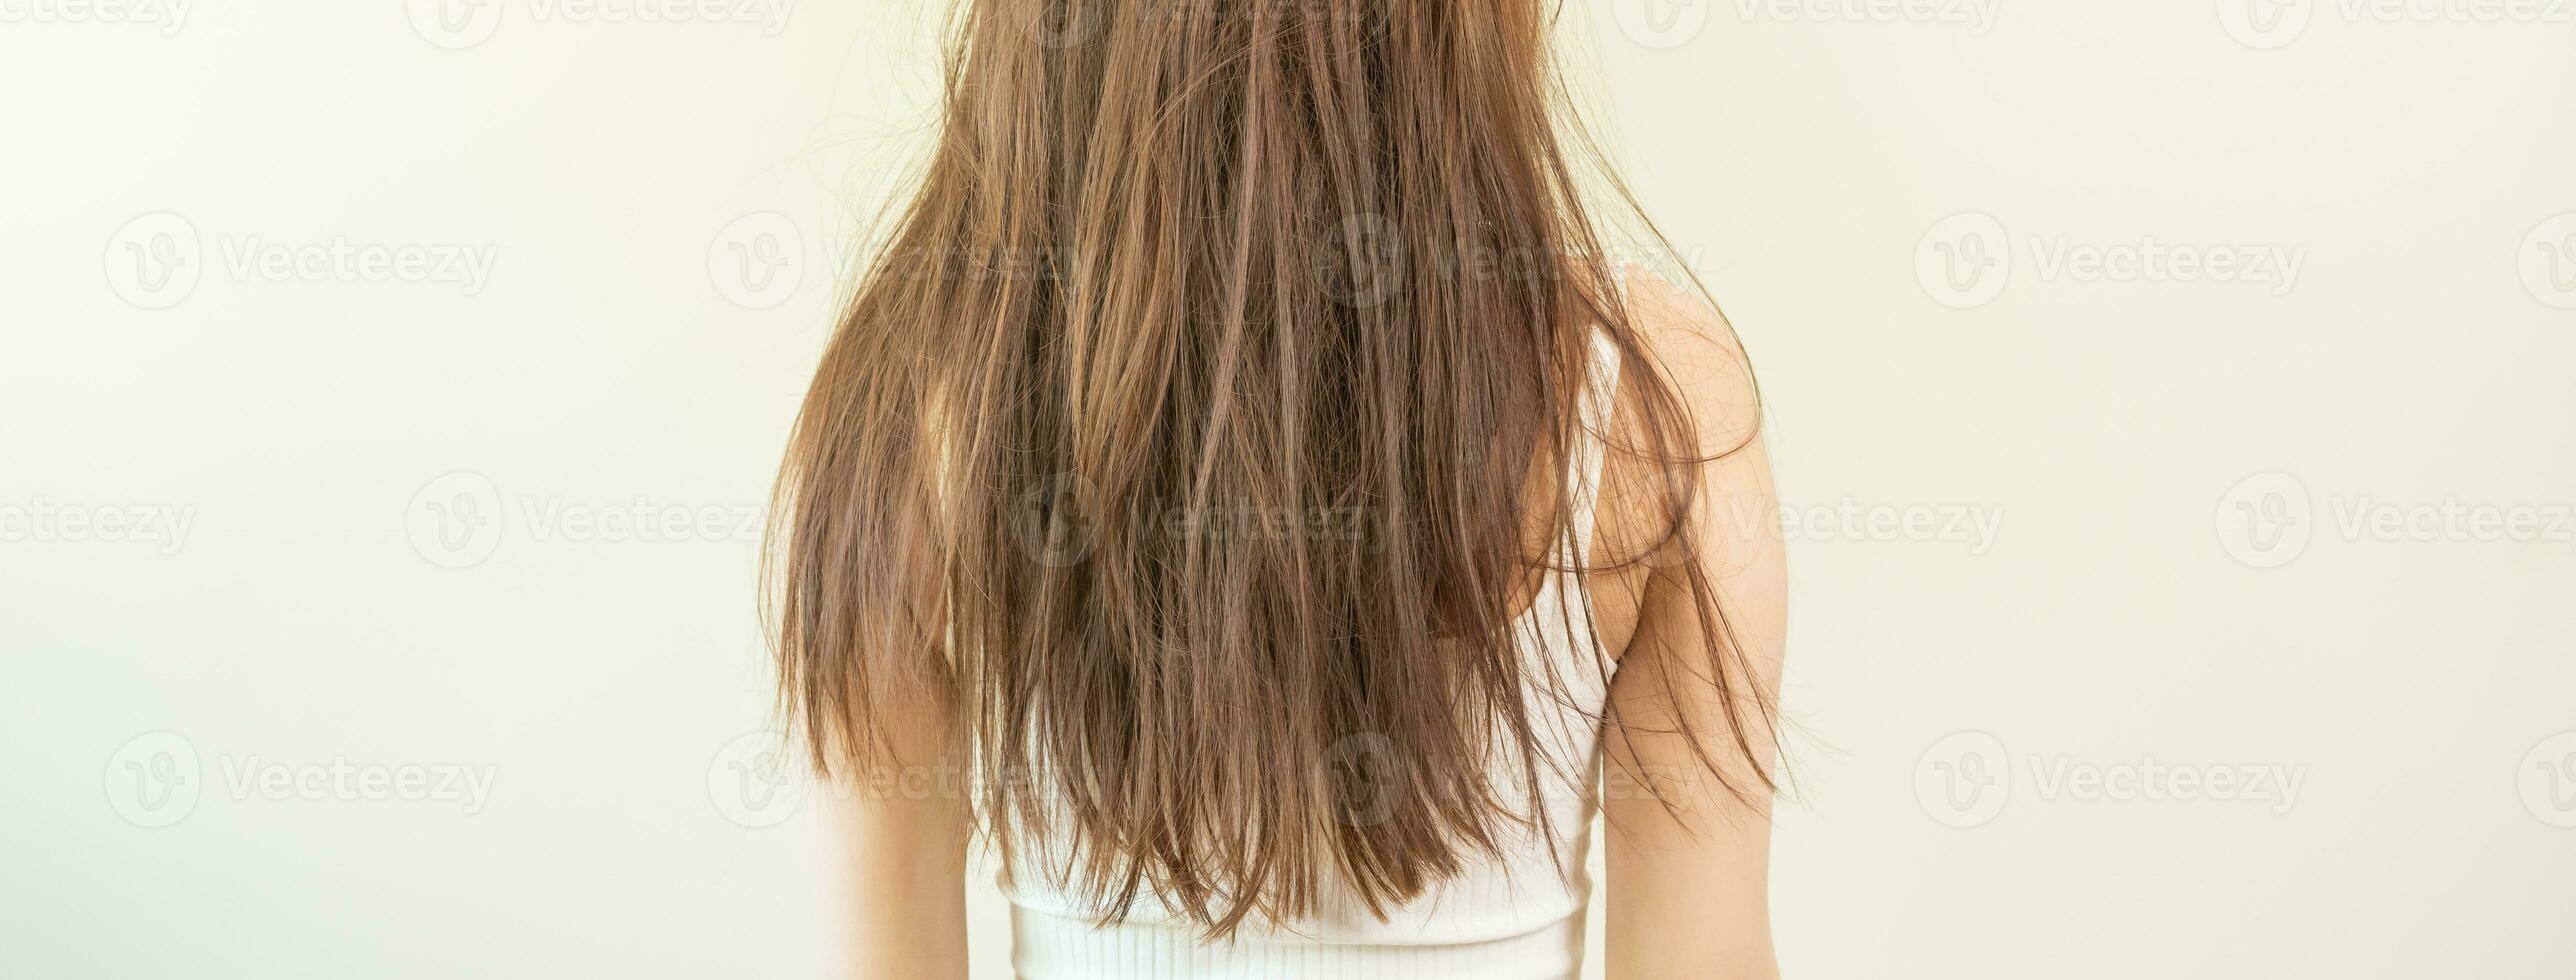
1004, 330, 1627, 980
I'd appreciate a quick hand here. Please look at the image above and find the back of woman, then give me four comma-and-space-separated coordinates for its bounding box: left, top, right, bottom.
766, 3, 1788, 978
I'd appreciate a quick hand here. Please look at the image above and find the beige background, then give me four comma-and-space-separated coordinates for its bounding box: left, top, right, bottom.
6, 1, 2573, 977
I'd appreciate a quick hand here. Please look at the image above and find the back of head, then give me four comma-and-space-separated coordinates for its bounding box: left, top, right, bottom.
769, 0, 1766, 939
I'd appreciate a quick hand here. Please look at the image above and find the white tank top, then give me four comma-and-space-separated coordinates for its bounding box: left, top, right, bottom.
1005, 331, 1626, 980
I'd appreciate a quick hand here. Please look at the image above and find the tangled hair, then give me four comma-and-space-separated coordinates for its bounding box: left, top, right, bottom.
769, 0, 1772, 939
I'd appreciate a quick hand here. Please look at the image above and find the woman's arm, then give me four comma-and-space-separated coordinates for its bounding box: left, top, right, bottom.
1601, 273, 1787, 980
829, 692, 972, 979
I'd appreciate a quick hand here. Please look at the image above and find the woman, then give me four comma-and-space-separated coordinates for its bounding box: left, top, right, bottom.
767, 2, 1785, 977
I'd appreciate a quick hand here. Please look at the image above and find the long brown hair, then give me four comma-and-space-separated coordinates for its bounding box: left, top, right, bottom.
769, 0, 1770, 938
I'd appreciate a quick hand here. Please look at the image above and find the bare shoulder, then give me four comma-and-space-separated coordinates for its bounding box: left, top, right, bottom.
1585, 267, 1771, 654
1617, 266, 1760, 457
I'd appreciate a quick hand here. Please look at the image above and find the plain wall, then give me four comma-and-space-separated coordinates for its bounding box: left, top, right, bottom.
6, 1, 2573, 977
